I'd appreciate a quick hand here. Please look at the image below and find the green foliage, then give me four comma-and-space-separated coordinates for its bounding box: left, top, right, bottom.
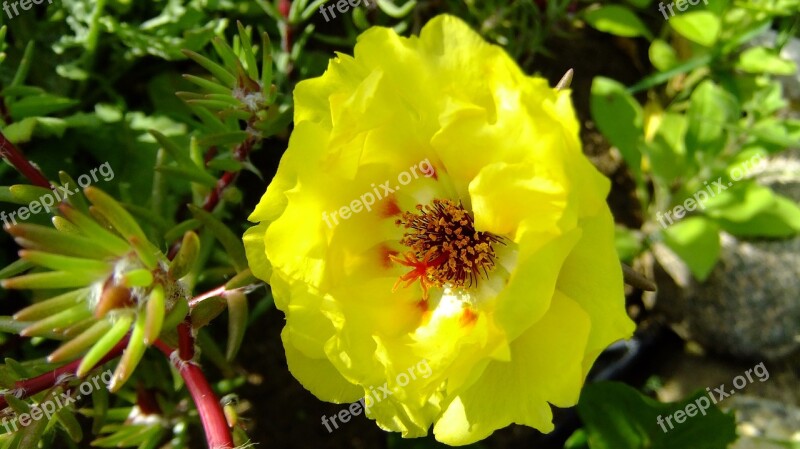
583, 5, 652, 39
576, 382, 737, 449
588, 0, 800, 279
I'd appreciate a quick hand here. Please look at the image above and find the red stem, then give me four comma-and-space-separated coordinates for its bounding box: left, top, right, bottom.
155, 339, 233, 449
0, 336, 130, 410
200, 136, 255, 212
0, 130, 51, 189
177, 319, 195, 361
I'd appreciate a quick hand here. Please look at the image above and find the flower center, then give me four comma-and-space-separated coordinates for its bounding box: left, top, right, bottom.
390, 199, 504, 299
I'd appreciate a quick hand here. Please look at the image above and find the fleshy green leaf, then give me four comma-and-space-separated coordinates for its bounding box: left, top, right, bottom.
669, 11, 720, 47
225, 291, 248, 361
662, 216, 720, 281
649, 39, 679, 72
591, 77, 644, 176
76, 313, 133, 377
577, 381, 737, 449
584, 5, 653, 39
685, 80, 737, 158
737, 47, 797, 75
702, 182, 775, 223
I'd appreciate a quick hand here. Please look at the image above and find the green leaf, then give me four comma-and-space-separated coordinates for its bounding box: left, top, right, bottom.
584, 5, 653, 39
181, 49, 236, 88
577, 382, 737, 449
737, 47, 797, 75
13, 288, 89, 321
54, 404, 83, 442
649, 39, 679, 72
0, 259, 34, 280
2, 271, 100, 290
647, 112, 688, 182
703, 182, 775, 223
615, 225, 642, 263
77, 313, 133, 377
663, 216, 720, 281
155, 165, 218, 187
110, 311, 146, 391
188, 205, 248, 272
8, 95, 78, 120
375, 0, 416, 18
190, 295, 226, 330
197, 131, 249, 147
712, 195, 800, 238
85, 187, 148, 243
7, 224, 122, 259
169, 231, 200, 279
182, 74, 232, 95
144, 285, 165, 345
1, 117, 37, 143
236, 22, 259, 81
685, 80, 737, 158
48, 320, 112, 363
225, 291, 248, 361
669, 11, 720, 47
591, 77, 643, 175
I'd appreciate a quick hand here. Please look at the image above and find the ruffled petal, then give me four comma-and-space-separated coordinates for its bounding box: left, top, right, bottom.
433, 292, 591, 445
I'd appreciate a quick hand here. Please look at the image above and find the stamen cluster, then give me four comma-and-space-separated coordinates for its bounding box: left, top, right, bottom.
395, 199, 504, 293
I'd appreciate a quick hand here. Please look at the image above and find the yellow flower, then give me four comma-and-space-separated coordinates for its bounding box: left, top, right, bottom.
244, 14, 634, 445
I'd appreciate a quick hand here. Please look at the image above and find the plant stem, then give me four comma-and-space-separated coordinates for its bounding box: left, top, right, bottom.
189, 285, 227, 308
0, 130, 51, 189
154, 339, 234, 449
0, 336, 129, 409
201, 135, 256, 212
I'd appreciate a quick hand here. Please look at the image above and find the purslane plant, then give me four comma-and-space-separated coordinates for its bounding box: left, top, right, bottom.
0, 22, 283, 448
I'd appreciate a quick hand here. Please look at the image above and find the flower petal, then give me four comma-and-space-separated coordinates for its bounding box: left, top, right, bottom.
433, 291, 591, 445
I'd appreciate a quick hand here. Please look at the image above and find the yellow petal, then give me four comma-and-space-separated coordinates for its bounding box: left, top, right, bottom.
433, 292, 591, 445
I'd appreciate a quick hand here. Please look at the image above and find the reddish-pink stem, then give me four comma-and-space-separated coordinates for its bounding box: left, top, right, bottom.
200, 136, 255, 212
155, 339, 233, 449
0, 130, 51, 189
0, 336, 130, 410
177, 319, 195, 361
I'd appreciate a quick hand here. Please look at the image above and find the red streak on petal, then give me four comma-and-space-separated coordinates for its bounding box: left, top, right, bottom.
381, 195, 402, 218
416, 300, 428, 313
379, 245, 399, 269
460, 308, 478, 327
